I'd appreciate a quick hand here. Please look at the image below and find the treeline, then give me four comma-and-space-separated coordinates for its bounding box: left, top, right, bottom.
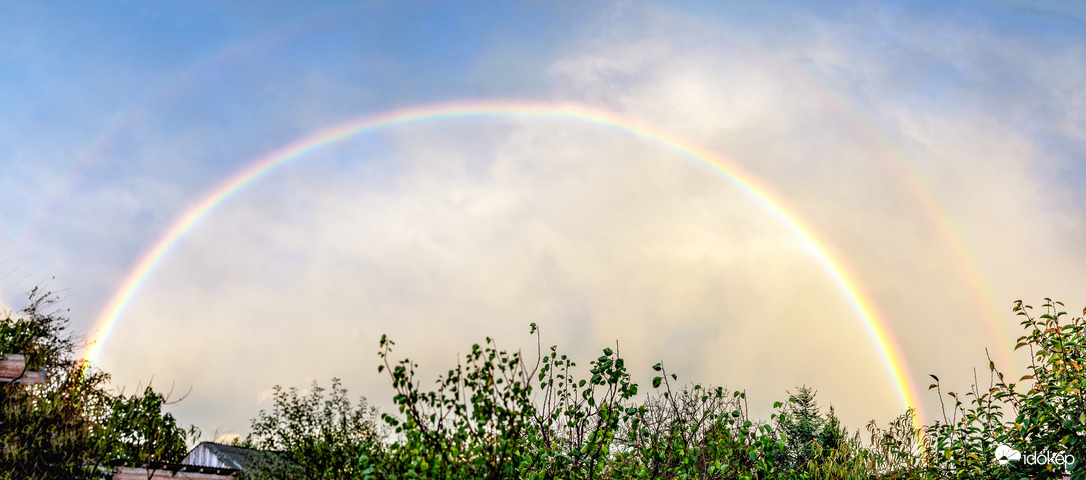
3, 290, 1084, 479
242, 346, 915, 479
240, 300, 1086, 480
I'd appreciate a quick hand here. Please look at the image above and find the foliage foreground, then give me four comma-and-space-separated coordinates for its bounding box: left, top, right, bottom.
0, 289, 193, 479
242, 299, 1086, 480
5, 290, 1083, 479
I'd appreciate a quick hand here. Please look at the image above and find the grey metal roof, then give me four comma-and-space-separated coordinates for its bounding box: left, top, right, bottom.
185, 442, 278, 471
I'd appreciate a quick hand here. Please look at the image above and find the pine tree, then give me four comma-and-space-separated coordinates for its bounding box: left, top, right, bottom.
778, 385, 824, 469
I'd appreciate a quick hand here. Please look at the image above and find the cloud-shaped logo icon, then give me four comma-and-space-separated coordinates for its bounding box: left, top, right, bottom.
995, 444, 1021, 465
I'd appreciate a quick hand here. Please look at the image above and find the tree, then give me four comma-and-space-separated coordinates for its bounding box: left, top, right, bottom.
1003, 299, 1086, 479
819, 406, 847, 452
99, 385, 192, 464
243, 378, 386, 480
777, 386, 825, 469
926, 298, 1086, 479
237, 298, 1086, 479
0, 288, 192, 479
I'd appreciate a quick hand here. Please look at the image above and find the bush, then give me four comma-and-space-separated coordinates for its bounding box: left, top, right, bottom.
241, 297, 1086, 479
0, 289, 191, 479
374, 325, 864, 480
243, 378, 386, 480
925, 298, 1086, 479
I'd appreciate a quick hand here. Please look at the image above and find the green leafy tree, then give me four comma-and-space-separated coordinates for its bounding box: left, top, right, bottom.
375, 324, 646, 479
1003, 298, 1086, 479
377, 331, 541, 479
0, 288, 192, 479
865, 409, 925, 479
376, 326, 800, 480
925, 298, 1086, 479
241, 297, 1086, 479
243, 378, 386, 480
523, 330, 640, 479
100, 385, 192, 464
613, 377, 790, 480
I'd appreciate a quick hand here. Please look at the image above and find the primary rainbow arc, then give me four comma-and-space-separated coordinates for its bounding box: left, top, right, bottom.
85, 100, 924, 424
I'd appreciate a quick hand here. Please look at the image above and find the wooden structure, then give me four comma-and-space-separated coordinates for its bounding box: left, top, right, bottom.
111, 464, 237, 480
0, 353, 46, 385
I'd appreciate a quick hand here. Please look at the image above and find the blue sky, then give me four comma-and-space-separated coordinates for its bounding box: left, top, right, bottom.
2, 1, 1085, 440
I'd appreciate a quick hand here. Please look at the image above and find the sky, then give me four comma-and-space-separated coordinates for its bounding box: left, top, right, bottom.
1, 1, 1085, 441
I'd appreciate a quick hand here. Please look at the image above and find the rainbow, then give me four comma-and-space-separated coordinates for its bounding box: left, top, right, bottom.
707, 31, 1016, 375
84, 100, 925, 423
806, 83, 1017, 376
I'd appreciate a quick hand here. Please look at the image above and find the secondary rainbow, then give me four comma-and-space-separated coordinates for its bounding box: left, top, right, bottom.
84, 100, 925, 423
729, 32, 1016, 374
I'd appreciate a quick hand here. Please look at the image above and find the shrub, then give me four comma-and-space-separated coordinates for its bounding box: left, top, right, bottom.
243, 378, 385, 480
926, 298, 1086, 479
0, 289, 191, 479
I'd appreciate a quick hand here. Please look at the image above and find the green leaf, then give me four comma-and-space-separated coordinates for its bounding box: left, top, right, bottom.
652, 377, 662, 388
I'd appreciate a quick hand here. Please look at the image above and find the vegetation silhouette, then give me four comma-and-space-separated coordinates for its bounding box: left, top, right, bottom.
0, 289, 193, 479
7, 289, 1082, 479
243, 300, 1086, 479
